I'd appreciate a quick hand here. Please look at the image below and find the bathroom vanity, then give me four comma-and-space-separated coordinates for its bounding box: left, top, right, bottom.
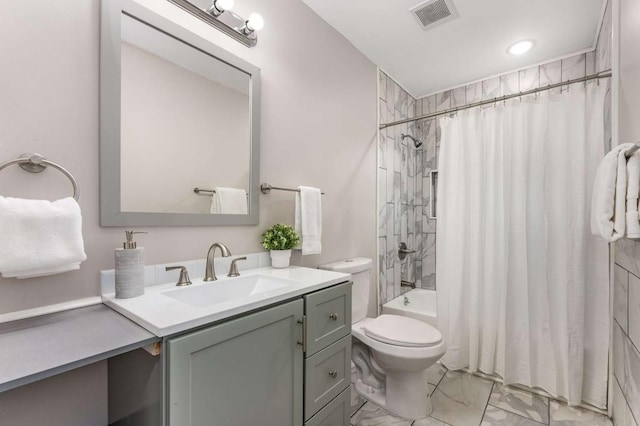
104, 265, 352, 426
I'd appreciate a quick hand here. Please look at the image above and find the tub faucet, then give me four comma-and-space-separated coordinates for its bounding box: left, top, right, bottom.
403, 296, 410, 306
204, 242, 232, 281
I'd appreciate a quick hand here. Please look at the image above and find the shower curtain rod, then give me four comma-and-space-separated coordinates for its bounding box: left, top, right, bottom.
379, 70, 612, 130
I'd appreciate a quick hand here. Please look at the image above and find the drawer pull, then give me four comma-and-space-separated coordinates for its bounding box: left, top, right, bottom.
328, 370, 338, 379
297, 316, 307, 353
329, 313, 338, 321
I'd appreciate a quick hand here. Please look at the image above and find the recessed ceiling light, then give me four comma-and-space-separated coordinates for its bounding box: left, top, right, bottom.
508, 40, 534, 55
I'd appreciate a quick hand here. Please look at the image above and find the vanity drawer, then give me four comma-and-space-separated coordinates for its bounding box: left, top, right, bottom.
304, 387, 350, 426
304, 281, 352, 355
304, 335, 351, 419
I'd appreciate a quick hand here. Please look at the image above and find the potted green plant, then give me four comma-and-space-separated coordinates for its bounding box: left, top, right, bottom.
261, 223, 300, 268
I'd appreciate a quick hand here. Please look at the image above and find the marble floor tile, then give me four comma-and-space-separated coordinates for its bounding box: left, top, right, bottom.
482, 405, 545, 426
430, 371, 494, 426
351, 383, 366, 416
413, 416, 451, 425
429, 383, 436, 396
350, 402, 413, 426
488, 383, 549, 423
549, 401, 612, 425
426, 362, 448, 385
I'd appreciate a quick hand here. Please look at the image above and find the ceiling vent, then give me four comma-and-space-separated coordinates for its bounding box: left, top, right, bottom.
410, 0, 458, 30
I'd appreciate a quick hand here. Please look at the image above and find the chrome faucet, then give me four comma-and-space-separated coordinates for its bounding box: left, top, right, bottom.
204, 242, 232, 281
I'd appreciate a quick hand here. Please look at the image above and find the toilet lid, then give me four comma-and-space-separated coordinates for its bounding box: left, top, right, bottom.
363, 314, 442, 347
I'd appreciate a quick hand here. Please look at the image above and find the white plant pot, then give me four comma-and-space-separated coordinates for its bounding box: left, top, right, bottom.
270, 249, 291, 269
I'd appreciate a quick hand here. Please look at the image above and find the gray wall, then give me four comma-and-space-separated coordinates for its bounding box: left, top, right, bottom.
612, 0, 640, 423
0, 0, 377, 423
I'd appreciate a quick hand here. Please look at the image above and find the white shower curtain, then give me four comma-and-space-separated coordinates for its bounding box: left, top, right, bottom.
436, 83, 609, 408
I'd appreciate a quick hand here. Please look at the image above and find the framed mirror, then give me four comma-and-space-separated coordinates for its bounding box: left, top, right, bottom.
100, 0, 260, 226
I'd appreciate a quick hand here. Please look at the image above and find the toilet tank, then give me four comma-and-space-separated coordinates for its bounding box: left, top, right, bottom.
319, 258, 372, 323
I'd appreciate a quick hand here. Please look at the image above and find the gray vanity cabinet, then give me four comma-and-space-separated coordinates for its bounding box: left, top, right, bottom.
163, 281, 353, 426
166, 299, 304, 426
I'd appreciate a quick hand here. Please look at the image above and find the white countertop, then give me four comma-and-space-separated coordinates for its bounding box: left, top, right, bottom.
102, 266, 351, 337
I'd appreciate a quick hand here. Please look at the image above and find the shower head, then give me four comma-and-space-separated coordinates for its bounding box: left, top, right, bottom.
401, 133, 423, 148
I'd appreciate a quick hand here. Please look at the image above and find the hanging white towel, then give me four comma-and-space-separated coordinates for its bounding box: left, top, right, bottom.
295, 186, 322, 255
0, 196, 87, 279
626, 151, 640, 238
210, 187, 247, 214
591, 143, 634, 241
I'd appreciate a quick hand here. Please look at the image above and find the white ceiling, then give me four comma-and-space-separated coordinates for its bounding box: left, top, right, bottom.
301, 0, 605, 97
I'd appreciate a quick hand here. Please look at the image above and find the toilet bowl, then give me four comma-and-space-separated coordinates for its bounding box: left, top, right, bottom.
319, 258, 446, 420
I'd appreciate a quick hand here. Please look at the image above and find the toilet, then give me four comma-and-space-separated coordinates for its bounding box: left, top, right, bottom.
319, 258, 446, 420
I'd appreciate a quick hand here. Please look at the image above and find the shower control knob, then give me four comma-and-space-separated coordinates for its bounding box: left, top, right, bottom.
328, 370, 338, 379
329, 313, 338, 321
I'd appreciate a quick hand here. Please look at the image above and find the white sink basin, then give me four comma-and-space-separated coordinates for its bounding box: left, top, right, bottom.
102, 266, 351, 336
162, 274, 295, 307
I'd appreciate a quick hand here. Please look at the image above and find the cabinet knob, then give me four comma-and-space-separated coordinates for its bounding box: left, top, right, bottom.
329, 313, 338, 321
328, 370, 338, 379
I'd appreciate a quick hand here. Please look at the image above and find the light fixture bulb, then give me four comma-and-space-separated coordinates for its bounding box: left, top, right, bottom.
246, 13, 264, 32
207, 0, 233, 16
216, 0, 234, 12
508, 40, 534, 55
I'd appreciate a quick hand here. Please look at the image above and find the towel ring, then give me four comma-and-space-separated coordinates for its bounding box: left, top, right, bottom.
0, 153, 79, 201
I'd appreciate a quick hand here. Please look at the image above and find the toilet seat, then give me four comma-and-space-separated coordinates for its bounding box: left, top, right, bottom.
363, 314, 442, 347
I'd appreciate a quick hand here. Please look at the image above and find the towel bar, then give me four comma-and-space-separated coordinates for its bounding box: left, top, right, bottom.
193, 187, 249, 197
625, 143, 640, 158
260, 183, 325, 195
0, 153, 79, 200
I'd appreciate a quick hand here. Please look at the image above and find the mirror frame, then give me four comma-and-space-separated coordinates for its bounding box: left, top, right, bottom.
100, 0, 260, 226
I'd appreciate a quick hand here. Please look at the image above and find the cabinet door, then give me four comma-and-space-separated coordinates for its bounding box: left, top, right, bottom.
167, 299, 304, 426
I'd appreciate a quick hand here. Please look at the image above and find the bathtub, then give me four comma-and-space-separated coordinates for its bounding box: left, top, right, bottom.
382, 289, 437, 328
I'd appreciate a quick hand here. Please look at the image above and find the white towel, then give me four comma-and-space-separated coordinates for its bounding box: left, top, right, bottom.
591, 143, 634, 241
626, 151, 640, 237
295, 186, 322, 255
210, 187, 247, 214
0, 196, 87, 279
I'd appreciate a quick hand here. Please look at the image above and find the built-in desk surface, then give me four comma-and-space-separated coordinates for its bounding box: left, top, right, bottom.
0, 304, 158, 392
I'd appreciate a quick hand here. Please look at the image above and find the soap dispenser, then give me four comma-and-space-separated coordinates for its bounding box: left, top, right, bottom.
115, 231, 147, 299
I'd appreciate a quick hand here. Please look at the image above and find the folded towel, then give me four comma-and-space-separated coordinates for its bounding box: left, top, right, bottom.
627, 151, 640, 237
210, 187, 247, 214
0, 196, 87, 279
295, 186, 322, 255
591, 143, 634, 241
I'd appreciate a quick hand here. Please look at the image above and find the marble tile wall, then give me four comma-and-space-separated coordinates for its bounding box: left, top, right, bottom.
612, 239, 640, 426
378, 71, 418, 308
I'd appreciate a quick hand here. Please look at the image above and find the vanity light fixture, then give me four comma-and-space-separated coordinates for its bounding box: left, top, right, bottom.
508, 40, 534, 55
167, 0, 263, 47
